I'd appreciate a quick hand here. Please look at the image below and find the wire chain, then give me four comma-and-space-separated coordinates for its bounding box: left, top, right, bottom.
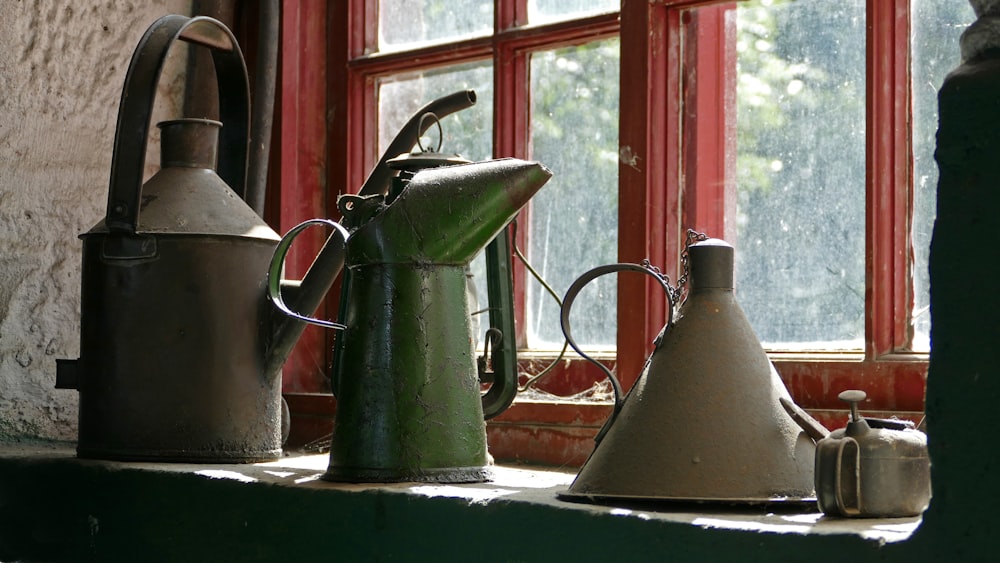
674, 228, 709, 304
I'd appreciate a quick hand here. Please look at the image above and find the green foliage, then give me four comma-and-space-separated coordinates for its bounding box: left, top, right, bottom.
733, 0, 973, 347
733, 0, 869, 345
380, 0, 976, 349
736, 0, 826, 196
527, 39, 621, 347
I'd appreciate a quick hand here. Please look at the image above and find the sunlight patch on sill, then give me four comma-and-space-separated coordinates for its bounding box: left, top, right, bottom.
408, 485, 518, 504
694, 516, 813, 535
691, 512, 921, 543
609, 508, 652, 520
294, 473, 324, 485
195, 469, 259, 483
859, 521, 923, 543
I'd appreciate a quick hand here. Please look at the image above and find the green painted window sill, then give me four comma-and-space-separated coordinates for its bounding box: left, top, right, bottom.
0, 442, 927, 562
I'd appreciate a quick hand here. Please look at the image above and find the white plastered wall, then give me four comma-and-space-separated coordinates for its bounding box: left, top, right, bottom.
0, 1, 192, 440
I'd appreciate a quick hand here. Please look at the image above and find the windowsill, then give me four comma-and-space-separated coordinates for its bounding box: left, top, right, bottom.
262, 454, 921, 544
285, 391, 925, 468
0, 441, 921, 554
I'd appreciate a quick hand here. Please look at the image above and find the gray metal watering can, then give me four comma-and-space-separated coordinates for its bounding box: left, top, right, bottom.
558, 238, 816, 503
55, 15, 346, 463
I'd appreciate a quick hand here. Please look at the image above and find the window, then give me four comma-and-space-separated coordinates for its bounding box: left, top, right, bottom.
730, 0, 970, 356
733, 0, 868, 350
277, 1, 974, 463
345, 1, 622, 354
672, 0, 970, 433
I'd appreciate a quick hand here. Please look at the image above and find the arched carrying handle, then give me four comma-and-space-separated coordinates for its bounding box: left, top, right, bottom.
105, 15, 250, 234
267, 219, 351, 330
560, 263, 674, 443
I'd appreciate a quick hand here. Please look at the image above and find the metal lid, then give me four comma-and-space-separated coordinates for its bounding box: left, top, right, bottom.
688, 238, 735, 290
386, 152, 471, 172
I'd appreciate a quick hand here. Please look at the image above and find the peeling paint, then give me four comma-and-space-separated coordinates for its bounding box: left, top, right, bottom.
619, 145, 642, 171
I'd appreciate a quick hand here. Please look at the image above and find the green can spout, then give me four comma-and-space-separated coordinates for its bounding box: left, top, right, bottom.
345, 158, 552, 265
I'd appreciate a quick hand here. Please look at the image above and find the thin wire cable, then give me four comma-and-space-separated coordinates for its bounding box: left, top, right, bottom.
510, 219, 570, 392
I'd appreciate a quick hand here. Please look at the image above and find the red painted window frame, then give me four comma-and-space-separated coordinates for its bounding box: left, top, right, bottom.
275, 0, 928, 465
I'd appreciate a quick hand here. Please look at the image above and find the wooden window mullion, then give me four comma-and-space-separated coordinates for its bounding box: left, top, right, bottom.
680, 3, 737, 242
867, 0, 912, 358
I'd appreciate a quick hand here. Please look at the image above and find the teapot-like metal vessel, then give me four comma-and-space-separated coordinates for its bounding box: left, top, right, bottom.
813, 390, 931, 517
55, 15, 345, 462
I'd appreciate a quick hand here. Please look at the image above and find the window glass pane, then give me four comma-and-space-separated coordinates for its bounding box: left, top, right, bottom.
528, 39, 620, 349
734, 0, 866, 350
378, 0, 492, 52
377, 63, 494, 162
528, 0, 618, 25
911, 0, 974, 352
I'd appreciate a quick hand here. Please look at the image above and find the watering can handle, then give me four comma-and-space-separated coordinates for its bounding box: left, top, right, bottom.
560, 263, 674, 442
833, 437, 863, 516
105, 15, 250, 234
267, 219, 351, 330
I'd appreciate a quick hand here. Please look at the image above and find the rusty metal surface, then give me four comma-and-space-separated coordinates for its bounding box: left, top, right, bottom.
344, 159, 552, 265
87, 127, 278, 239
104, 15, 250, 233
814, 391, 930, 517
73, 235, 282, 462
327, 264, 491, 482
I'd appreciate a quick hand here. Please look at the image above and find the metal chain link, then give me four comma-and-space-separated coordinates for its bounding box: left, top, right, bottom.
637, 228, 709, 308
674, 228, 709, 305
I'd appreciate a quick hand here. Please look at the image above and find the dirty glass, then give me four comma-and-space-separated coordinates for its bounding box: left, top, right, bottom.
528, 0, 618, 25
527, 39, 620, 349
377, 63, 494, 163
732, 0, 866, 350
911, 0, 975, 352
378, 0, 492, 52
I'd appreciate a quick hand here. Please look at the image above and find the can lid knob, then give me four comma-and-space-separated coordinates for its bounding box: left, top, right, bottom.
838, 389, 867, 422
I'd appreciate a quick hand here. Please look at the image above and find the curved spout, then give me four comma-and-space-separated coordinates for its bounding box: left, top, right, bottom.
348, 159, 551, 265
357, 90, 477, 199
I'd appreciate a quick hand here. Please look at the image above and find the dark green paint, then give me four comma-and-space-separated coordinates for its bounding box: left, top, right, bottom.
330, 264, 489, 480
329, 159, 551, 481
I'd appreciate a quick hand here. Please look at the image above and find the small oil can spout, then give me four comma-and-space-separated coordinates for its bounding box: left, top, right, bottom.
779, 396, 830, 442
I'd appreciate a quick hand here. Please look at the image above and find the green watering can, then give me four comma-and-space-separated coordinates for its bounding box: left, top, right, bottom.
269, 96, 551, 482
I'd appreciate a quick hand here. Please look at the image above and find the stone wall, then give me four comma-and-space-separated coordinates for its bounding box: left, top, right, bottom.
0, 0, 191, 440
